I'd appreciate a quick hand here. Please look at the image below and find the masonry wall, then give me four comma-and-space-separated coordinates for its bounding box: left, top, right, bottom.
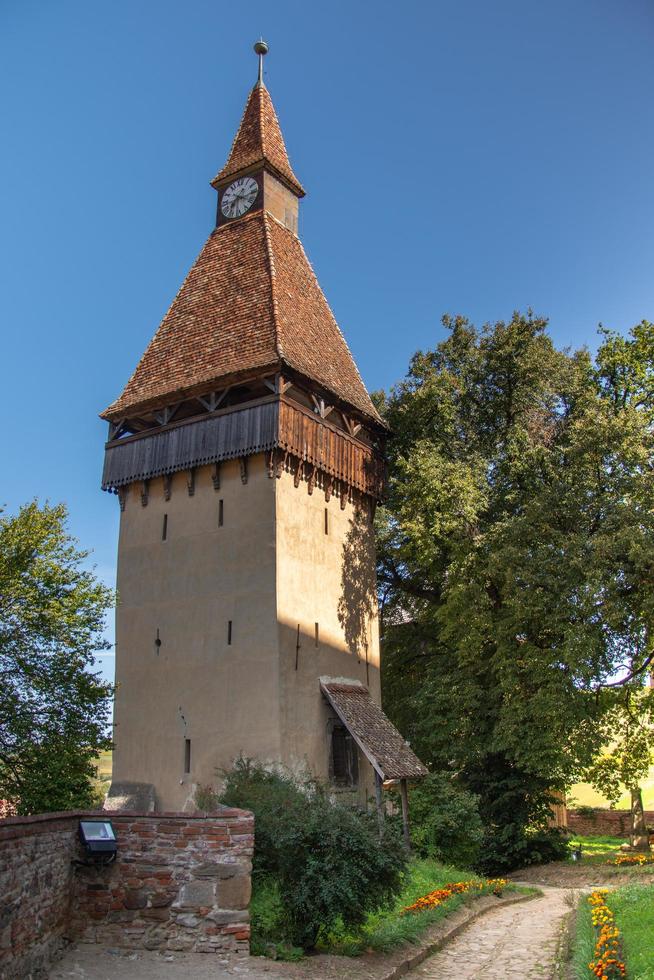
0, 808, 253, 979
567, 807, 654, 837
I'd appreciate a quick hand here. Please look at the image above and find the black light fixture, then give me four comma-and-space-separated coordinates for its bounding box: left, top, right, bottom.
78, 819, 118, 865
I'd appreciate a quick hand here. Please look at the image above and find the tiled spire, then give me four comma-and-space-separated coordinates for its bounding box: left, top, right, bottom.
211, 81, 305, 197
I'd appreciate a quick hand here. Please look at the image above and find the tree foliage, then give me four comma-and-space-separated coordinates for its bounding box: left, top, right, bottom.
0, 502, 114, 814
378, 314, 654, 868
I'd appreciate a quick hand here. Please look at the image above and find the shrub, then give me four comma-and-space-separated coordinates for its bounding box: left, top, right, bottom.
475, 822, 568, 875
219, 758, 408, 949
404, 772, 484, 868
219, 758, 308, 875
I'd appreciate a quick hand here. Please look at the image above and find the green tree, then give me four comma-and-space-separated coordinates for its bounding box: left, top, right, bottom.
378, 314, 654, 869
0, 502, 113, 814
584, 686, 654, 851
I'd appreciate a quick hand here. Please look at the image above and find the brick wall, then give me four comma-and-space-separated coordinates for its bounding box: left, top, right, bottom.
0, 808, 253, 980
567, 807, 654, 837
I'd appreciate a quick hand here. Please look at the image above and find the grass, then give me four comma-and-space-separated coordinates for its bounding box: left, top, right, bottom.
250, 858, 528, 960
607, 884, 654, 979
570, 895, 596, 979
568, 834, 627, 863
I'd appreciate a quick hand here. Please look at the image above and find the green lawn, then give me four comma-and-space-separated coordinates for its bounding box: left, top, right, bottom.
571, 895, 595, 980
251, 857, 528, 960
608, 884, 654, 978
568, 834, 627, 864
572, 883, 654, 979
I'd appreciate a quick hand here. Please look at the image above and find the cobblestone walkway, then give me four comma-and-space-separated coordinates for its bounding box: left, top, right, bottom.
413, 886, 570, 979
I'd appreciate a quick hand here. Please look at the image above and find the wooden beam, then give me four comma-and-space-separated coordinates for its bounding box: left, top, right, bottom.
293, 457, 303, 488
211, 462, 221, 491
307, 465, 316, 495
140, 480, 149, 507
399, 779, 411, 851
374, 771, 384, 836
239, 457, 248, 485
186, 469, 195, 497
117, 487, 127, 512
163, 474, 172, 501
311, 394, 334, 419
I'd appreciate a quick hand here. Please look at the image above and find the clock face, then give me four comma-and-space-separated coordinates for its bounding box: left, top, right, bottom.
221, 176, 259, 219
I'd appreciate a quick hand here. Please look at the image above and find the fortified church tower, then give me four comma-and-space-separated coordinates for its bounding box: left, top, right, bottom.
102, 44, 426, 812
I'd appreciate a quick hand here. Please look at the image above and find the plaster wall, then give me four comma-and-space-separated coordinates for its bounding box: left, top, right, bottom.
112, 456, 279, 811
275, 469, 381, 804
112, 453, 382, 811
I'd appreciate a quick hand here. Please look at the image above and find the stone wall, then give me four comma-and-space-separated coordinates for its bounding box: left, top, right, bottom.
0, 808, 253, 979
567, 807, 654, 837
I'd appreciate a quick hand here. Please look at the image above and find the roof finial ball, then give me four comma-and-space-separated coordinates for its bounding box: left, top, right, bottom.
254, 38, 268, 85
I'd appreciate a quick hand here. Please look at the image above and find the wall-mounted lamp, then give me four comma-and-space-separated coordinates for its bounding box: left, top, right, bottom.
78, 819, 118, 865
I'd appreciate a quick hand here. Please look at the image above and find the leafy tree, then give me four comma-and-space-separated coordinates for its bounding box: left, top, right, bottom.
0, 502, 113, 814
584, 685, 654, 851
399, 771, 484, 868
377, 314, 654, 870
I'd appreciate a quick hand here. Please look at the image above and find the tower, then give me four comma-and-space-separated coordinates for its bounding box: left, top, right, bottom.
102, 44, 426, 812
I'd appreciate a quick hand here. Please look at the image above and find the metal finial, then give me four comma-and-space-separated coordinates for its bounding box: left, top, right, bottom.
254, 39, 268, 84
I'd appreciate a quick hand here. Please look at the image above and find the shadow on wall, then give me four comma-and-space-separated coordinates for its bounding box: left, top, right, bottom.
337, 504, 377, 664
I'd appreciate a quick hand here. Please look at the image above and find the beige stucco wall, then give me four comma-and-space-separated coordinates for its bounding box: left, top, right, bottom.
111, 452, 381, 811
275, 468, 380, 805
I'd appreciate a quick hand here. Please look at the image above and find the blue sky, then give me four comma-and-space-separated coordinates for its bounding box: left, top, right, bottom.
2, 1, 653, 685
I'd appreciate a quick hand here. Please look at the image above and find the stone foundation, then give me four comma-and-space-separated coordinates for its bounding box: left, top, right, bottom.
0, 808, 253, 979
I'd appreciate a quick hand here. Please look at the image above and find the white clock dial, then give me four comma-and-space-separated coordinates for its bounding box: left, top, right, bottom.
221, 176, 259, 219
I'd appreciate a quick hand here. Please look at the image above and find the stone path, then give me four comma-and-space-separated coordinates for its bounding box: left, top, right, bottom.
51, 885, 584, 980
413, 885, 570, 979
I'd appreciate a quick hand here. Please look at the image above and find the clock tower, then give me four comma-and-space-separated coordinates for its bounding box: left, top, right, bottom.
102, 44, 426, 813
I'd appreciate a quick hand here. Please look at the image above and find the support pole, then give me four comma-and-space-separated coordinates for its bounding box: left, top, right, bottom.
374, 771, 384, 836
399, 778, 411, 852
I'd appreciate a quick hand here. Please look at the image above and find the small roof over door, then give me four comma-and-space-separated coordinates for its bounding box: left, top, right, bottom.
320, 678, 428, 782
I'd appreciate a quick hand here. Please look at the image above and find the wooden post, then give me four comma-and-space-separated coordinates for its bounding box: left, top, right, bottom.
399, 778, 411, 851
374, 771, 384, 836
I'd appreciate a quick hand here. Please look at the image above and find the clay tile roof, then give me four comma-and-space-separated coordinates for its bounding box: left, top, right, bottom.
212, 82, 305, 197
103, 212, 382, 425
320, 678, 428, 781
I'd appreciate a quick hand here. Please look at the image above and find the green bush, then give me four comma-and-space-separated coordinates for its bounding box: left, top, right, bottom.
219, 758, 309, 875
404, 772, 484, 868
219, 758, 408, 950
475, 822, 568, 875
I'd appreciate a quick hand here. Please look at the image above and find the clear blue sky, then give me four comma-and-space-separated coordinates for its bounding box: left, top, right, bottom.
2, 1, 653, 684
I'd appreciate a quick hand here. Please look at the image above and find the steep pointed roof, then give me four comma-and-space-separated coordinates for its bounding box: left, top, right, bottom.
211, 82, 305, 197
102, 212, 382, 424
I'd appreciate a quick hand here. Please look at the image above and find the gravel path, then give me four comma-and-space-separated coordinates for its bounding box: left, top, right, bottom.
413, 885, 570, 979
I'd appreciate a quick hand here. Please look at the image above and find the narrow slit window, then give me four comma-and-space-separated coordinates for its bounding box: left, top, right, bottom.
324, 508, 329, 535
227, 620, 232, 645
218, 499, 224, 526
315, 622, 319, 647
162, 514, 168, 540
184, 738, 191, 774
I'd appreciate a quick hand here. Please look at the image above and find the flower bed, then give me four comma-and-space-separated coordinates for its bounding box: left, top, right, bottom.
607, 853, 654, 867
587, 889, 626, 978
403, 877, 507, 914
